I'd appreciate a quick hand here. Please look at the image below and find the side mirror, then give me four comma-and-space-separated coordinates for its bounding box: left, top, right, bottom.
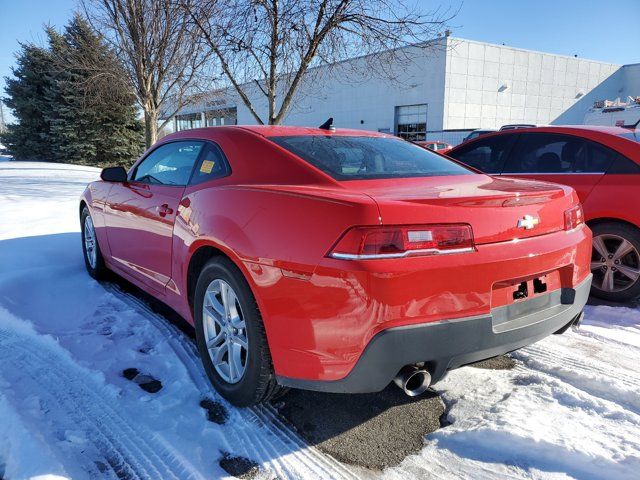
100, 166, 128, 183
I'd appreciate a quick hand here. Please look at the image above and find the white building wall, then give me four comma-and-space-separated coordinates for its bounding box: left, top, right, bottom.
230, 41, 448, 133
620, 64, 640, 97
168, 37, 633, 140
443, 37, 620, 129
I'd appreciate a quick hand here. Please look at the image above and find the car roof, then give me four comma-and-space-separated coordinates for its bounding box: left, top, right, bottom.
235, 125, 391, 138
462, 124, 635, 141
497, 125, 632, 135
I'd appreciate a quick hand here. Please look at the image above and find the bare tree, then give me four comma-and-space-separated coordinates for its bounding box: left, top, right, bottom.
183, 0, 454, 125
83, 0, 212, 147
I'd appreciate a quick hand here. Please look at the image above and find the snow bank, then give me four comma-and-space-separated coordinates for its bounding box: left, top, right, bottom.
0, 374, 70, 480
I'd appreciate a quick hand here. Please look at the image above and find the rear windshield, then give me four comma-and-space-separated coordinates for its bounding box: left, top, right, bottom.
270, 135, 471, 180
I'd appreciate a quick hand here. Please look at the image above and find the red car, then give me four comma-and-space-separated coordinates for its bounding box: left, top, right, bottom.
415, 140, 452, 154
448, 126, 640, 302
80, 126, 591, 406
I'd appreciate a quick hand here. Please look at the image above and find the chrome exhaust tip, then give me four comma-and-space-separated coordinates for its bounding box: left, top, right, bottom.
393, 365, 431, 397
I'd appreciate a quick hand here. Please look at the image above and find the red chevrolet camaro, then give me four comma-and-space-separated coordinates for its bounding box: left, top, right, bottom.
448, 126, 640, 302
80, 125, 592, 406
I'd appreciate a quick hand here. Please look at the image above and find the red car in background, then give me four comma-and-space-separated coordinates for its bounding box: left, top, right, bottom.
80, 125, 591, 406
415, 140, 452, 154
448, 125, 640, 301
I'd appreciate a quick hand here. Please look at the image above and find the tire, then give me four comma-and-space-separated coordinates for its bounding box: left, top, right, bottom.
590, 221, 640, 302
81, 206, 107, 280
194, 256, 283, 406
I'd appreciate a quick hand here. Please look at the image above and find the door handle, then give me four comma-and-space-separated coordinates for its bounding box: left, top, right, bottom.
156, 204, 173, 217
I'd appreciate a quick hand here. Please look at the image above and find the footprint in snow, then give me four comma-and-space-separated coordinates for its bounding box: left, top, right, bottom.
137, 344, 155, 355
218, 452, 260, 480
199, 398, 229, 425
122, 368, 163, 393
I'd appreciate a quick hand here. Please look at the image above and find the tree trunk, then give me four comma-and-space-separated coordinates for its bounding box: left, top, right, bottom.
143, 108, 158, 148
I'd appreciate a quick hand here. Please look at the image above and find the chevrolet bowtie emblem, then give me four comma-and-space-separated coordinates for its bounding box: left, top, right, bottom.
518, 214, 540, 230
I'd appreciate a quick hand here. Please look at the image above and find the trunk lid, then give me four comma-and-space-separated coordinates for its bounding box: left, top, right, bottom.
344, 174, 576, 245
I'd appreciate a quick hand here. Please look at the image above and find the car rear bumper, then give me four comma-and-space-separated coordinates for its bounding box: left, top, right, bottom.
277, 273, 591, 393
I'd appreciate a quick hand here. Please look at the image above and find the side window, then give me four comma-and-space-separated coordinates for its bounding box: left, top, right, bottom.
503, 133, 613, 174
449, 136, 513, 173
133, 141, 204, 186
582, 142, 616, 173
190, 142, 231, 185
504, 133, 578, 173
608, 154, 640, 173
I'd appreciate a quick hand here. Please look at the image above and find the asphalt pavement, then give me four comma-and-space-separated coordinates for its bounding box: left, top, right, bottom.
275, 355, 515, 470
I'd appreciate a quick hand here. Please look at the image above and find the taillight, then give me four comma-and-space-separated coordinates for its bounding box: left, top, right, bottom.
564, 204, 584, 230
329, 224, 475, 260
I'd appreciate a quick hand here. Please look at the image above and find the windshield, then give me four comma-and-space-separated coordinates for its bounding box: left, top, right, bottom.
271, 135, 471, 180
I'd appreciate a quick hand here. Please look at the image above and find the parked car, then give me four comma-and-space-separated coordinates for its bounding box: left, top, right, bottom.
448, 125, 640, 302
415, 140, 452, 153
462, 128, 497, 143
80, 125, 591, 406
500, 124, 539, 131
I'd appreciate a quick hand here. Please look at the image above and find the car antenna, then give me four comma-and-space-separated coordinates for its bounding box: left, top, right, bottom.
319, 117, 335, 131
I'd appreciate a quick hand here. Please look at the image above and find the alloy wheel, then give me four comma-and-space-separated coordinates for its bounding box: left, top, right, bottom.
591, 233, 640, 293
84, 215, 97, 269
203, 279, 248, 384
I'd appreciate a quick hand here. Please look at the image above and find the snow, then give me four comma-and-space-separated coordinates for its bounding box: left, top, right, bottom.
1, 162, 639, 480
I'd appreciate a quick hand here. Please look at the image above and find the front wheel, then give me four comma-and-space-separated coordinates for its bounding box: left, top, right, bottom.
590, 222, 640, 302
194, 257, 283, 406
81, 207, 107, 279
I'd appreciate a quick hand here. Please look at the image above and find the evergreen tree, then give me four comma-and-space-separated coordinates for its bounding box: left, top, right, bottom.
1, 43, 56, 160
47, 15, 143, 166
2, 14, 143, 166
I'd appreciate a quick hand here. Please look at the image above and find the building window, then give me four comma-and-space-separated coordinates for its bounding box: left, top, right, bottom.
395, 104, 427, 141
205, 107, 237, 127
175, 113, 203, 131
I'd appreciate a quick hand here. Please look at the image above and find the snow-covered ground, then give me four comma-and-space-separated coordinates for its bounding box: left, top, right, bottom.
0, 161, 639, 480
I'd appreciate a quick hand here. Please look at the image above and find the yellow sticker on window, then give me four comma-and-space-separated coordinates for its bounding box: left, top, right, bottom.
200, 160, 215, 174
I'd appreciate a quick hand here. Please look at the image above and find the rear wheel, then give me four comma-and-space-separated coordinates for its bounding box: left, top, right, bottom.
590, 222, 640, 302
81, 207, 107, 279
194, 257, 283, 406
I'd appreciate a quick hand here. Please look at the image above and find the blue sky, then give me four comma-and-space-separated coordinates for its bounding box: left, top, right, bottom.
1, 0, 638, 121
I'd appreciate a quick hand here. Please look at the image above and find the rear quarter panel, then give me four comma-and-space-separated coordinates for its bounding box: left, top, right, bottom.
583, 173, 640, 227
169, 184, 381, 328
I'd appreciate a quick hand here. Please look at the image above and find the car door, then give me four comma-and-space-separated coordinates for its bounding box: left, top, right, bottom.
104, 140, 204, 292
447, 134, 517, 174
500, 132, 615, 202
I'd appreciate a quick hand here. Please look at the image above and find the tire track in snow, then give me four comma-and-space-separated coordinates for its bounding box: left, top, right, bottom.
103, 282, 359, 480
573, 326, 640, 353
521, 342, 638, 388
514, 336, 640, 415
0, 329, 202, 480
